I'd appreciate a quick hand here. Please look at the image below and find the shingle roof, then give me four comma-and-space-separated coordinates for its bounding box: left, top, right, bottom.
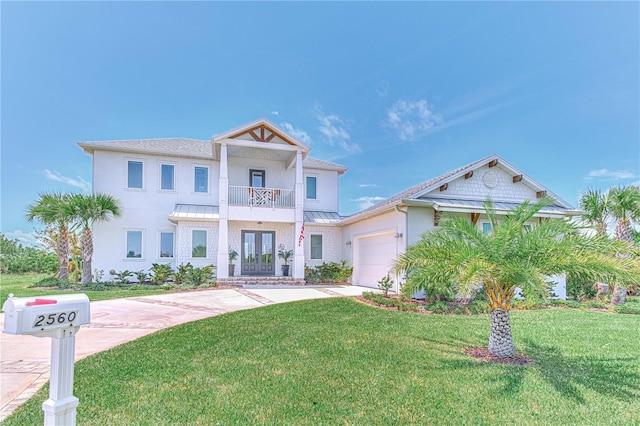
79, 138, 213, 159
418, 197, 569, 214
304, 158, 348, 174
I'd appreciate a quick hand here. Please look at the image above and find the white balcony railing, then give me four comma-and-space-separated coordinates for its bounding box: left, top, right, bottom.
229, 185, 294, 208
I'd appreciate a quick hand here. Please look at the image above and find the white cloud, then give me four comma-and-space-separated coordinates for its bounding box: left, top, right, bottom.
314, 106, 363, 155
384, 99, 442, 142
351, 196, 386, 209
271, 110, 280, 116
358, 184, 378, 188
280, 122, 313, 146
43, 169, 91, 192
586, 168, 638, 181
3, 230, 39, 248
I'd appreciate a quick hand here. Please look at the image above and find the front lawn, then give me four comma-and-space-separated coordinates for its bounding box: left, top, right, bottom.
4, 298, 639, 425
0, 273, 173, 306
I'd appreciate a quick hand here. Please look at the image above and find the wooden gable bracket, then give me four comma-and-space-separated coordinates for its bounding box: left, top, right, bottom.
247, 129, 261, 141
439, 183, 448, 192
536, 190, 547, 198
488, 159, 498, 168
464, 171, 473, 179
434, 210, 442, 226
471, 212, 480, 225
513, 174, 523, 183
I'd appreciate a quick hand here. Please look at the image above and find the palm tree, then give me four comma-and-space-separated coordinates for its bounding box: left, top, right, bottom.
578, 189, 610, 298
395, 198, 640, 358
607, 185, 640, 305
26, 192, 75, 280
70, 193, 121, 283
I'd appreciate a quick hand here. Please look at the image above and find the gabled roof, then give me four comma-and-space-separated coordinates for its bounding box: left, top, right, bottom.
339, 154, 577, 225
78, 138, 212, 159
212, 118, 311, 153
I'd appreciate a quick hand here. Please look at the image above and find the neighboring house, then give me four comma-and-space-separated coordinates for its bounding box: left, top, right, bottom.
79, 118, 580, 296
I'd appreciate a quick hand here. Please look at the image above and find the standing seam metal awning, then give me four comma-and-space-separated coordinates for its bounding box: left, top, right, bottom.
169, 204, 219, 221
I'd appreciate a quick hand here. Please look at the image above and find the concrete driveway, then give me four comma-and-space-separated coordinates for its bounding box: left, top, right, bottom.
0, 285, 372, 421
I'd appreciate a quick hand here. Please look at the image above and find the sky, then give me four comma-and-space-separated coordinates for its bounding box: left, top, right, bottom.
2, 1, 639, 246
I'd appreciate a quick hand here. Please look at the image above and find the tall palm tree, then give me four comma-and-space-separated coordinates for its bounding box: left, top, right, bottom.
396, 198, 640, 358
70, 193, 121, 283
26, 192, 75, 280
578, 189, 610, 298
607, 185, 640, 305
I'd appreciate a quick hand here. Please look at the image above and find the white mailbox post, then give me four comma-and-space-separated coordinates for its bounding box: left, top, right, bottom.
3, 293, 90, 426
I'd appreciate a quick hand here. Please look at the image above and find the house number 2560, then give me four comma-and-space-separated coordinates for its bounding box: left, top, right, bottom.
33, 311, 78, 328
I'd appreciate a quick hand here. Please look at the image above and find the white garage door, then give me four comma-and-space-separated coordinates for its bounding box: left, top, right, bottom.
354, 232, 397, 289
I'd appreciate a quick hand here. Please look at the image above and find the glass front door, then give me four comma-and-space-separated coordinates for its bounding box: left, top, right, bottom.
241, 231, 275, 276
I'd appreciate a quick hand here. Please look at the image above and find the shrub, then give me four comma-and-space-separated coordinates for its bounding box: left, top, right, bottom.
567, 273, 599, 300
150, 263, 173, 285
185, 265, 216, 287
0, 234, 58, 274
134, 270, 148, 284
173, 263, 193, 286
305, 261, 352, 284
30, 277, 70, 288
111, 270, 133, 285
378, 275, 394, 297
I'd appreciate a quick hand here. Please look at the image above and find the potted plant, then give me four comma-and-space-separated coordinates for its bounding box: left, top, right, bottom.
278, 244, 294, 277
228, 247, 238, 276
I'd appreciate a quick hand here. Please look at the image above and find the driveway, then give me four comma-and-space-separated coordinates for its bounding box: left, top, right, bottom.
0, 285, 372, 421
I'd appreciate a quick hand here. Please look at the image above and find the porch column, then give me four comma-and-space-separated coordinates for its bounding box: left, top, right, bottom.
217, 142, 229, 278
294, 150, 305, 279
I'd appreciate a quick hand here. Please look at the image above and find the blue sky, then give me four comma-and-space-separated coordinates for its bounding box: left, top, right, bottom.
2, 1, 639, 246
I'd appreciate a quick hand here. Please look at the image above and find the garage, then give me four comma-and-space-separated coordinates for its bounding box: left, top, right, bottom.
353, 231, 398, 290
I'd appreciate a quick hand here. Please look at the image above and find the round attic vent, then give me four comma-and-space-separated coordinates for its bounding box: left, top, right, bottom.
483, 171, 498, 188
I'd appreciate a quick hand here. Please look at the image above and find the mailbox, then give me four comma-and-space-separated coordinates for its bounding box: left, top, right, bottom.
3, 293, 90, 336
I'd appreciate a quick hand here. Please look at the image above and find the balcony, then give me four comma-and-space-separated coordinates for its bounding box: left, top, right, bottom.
229, 185, 294, 209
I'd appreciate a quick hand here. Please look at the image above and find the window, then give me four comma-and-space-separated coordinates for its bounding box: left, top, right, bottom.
160, 232, 174, 258
160, 164, 175, 190
310, 234, 323, 259
306, 176, 317, 200
192, 230, 207, 258
482, 223, 492, 235
250, 169, 265, 188
126, 230, 143, 258
128, 161, 143, 189
524, 224, 532, 232
194, 167, 208, 193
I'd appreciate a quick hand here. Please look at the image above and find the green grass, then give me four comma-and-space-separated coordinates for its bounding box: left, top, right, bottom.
4, 298, 639, 425
0, 273, 173, 307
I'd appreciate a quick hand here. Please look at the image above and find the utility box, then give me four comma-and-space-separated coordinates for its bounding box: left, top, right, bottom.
3, 294, 90, 336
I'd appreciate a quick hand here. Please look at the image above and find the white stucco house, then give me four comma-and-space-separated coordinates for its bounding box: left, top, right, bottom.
79, 118, 580, 297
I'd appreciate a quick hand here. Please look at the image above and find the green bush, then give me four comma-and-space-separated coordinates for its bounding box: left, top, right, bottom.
173, 263, 193, 286
30, 277, 70, 288
150, 263, 174, 285
185, 265, 216, 287
567, 273, 598, 300
305, 261, 352, 283
377, 275, 394, 297
0, 234, 58, 274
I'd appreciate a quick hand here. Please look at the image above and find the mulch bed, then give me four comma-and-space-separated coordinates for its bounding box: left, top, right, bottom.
463, 347, 534, 365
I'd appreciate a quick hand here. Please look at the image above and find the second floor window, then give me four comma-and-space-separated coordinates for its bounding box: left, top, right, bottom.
161, 164, 175, 190
194, 167, 208, 193
306, 176, 317, 200
250, 169, 265, 188
128, 161, 143, 189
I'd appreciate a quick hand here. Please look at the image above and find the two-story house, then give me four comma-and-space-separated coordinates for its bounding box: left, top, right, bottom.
80, 118, 580, 296
79, 119, 346, 285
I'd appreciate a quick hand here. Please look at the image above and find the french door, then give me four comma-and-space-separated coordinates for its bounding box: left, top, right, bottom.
241, 231, 275, 276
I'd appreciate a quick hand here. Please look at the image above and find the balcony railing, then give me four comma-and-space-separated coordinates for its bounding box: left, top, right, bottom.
229, 185, 294, 208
